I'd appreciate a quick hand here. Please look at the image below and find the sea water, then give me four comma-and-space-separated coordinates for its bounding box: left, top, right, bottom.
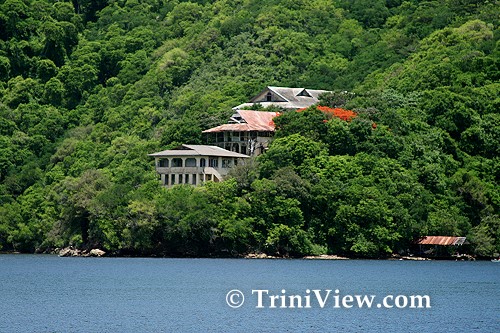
0, 255, 498, 332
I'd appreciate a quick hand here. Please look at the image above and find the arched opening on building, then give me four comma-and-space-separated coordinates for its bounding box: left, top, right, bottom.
172, 158, 183, 167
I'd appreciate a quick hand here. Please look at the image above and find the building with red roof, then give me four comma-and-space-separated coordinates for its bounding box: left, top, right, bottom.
203, 109, 278, 156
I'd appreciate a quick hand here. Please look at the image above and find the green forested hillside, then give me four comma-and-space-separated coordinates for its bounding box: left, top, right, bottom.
0, 0, 498, 257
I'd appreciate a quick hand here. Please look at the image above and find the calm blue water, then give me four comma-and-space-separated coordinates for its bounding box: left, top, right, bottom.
0, 255, 498, 332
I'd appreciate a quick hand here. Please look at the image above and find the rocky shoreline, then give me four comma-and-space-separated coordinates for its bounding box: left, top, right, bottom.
0, 249, 484, 261
57, 247, 106, 257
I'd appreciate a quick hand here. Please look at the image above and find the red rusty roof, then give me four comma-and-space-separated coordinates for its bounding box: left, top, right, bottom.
203, 110, 278, 133
416, 236, 466, 246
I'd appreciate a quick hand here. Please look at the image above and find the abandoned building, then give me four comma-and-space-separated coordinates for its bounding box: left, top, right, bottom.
148, 144, 249, 188
415, 236, 468, 258
202, 109, 277, 156
150, 86, 331, 187
203, 86, 332, 157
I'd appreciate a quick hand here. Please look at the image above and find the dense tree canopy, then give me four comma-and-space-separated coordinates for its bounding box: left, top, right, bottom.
0, 0, 498, 258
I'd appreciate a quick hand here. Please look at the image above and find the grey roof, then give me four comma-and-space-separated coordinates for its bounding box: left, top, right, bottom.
233, 86, 331, 110
148, 144, 249, 158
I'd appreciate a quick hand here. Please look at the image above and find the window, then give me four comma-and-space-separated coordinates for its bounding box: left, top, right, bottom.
200, 158, 206, 167
178, 174, 183, 184
266, 91, 272, 101
192, 174, 197, 185
209, 158, 219, 168
296, 89, 312, 97
185, 158, 196, 167
171, 174, 176, 185
185, 174, 189, 184
172, 158, 183, 167
159, 159, 169, 167
222, 159, 232, 168
164, 175, 169, 186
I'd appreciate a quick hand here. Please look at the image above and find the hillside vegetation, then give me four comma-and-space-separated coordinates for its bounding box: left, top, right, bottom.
0, 0, 499, 257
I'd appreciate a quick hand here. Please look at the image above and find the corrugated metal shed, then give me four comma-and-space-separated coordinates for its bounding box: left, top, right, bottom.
148, 144, 249, 158
202, 110, 277, 133
417, 236, 467, 246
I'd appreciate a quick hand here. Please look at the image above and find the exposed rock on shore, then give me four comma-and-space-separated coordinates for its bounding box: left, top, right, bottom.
401, 256, 431, 261
89, 249, 106, 257
303, 254, 349, 260
58, 247, 81, 257
244, 253, 350, 260
245, 253, 277, 259
58, 247, 106, 257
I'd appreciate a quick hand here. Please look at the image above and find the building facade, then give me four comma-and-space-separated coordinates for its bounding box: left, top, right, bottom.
148, 145, 248, 188
203, 109, 277, 156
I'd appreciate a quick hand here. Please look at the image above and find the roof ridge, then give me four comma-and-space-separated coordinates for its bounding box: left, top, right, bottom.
267, 86, 289, 102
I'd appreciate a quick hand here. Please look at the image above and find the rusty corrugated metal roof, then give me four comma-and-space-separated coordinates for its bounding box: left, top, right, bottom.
203, 110, 277, 133
417, 236, 466, 246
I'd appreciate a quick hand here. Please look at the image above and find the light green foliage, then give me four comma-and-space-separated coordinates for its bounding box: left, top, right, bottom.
468, 215, 500, 256
273, 107, 328, 141
258, 134, 328, 178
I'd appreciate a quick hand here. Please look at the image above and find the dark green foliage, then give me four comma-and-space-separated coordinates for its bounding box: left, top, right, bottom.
0, 0, 498, 258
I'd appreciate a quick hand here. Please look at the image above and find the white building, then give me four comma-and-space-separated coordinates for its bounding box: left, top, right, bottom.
148, 144, 249, 187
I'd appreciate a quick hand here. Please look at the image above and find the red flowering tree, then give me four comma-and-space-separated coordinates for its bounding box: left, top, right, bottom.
297, 105, 357, 121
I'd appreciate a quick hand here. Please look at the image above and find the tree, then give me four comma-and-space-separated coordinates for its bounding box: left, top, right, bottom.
258, 133, 328, 178
57, 169, 111, 247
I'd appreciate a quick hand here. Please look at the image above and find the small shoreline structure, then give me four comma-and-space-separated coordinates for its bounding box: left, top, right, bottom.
413, 235, 471, 260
